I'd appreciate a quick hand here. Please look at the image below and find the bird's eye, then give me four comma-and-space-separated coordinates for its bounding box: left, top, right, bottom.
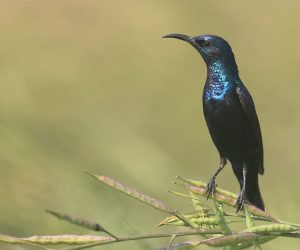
202, 40, 210, 47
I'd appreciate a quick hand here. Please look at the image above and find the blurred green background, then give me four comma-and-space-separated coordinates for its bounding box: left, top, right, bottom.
0, 1, 300, 249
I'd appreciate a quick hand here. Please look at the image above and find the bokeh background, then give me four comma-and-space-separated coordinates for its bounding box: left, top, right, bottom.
0, 1, 300, 249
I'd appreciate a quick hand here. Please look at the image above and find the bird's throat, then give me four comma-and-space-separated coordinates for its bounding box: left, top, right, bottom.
207, 61, 238, 83
205, 61, 238, 100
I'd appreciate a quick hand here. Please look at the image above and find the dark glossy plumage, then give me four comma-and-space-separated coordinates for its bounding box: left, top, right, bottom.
163, 34, 265, 211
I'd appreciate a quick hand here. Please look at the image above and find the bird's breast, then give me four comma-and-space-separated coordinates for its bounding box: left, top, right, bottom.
203, 83, 241, 120
204, 80, 234, 102
203, 85, 253, 160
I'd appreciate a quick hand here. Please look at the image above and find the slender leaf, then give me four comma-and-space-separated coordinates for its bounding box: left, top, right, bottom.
244, 207, 255, 228
201, 232, 258, 247
215, 201, 232, 236
0, 233, 52, 250
244, 207, 260, 249
160, 217, 221, 227
87, 172, 171, 213
177, 176, 237, 199
46, 210, 118, 239
239, 235, 277, 249
0, 234, 28, 244
22, 235, 114, 245
46, 210, 103, 232
170, 210, 200, 229
158, 212, 213, 226
243, 224, 298, 234
189, 191, 206, 212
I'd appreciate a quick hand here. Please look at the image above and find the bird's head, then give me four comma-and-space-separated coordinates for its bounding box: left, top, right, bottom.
162, 34, 235, 65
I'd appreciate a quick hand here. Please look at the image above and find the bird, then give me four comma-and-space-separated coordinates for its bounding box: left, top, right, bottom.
162, 34, 265, 212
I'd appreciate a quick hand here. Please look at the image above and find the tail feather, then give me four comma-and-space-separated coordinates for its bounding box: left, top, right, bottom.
246, 172, 265, 211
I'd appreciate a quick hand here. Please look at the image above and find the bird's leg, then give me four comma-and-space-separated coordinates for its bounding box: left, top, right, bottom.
206, 157, 227, 198
235, 166, 247, 212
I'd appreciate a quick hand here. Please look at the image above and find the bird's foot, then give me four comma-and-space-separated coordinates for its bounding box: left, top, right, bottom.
235, 189, 247, 213
206, 178, 216, 199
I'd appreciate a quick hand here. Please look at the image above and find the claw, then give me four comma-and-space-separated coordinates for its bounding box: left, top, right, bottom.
235, 190, 246, 212
206, 178, 216, 199
235, 165, 248, 212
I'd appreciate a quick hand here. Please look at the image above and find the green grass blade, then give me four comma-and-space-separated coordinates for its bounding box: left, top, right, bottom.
46, 210, 119, 239
21, 235, 114, 245
168, 190, 211, 214
239, 235, 277, 249
87, 172, 171, 213
0, 233, 52, 250
243, 223, 298, 234
86, 173, 198, 228
200, 232, 257, 247
189, 190, 207, 212
170, 211, 200, 229
158, 212, 213, 226
0, 234, 28, 244
160, 217, 221, 227
244, 207, 260, 249
215, 201, 232, 236
177, 176, 237, 199
46, 210, 102, 231
168, 190, 193, 199
244, 207, 255, 228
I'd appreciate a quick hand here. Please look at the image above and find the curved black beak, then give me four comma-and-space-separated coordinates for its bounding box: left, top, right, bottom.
162, 33, 198, 48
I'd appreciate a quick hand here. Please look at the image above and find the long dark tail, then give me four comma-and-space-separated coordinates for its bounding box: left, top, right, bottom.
246, 171, 264, 210
232, 162, 265, 211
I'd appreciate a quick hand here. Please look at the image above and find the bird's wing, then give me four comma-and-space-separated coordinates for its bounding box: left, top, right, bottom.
236, 83, 264, 175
